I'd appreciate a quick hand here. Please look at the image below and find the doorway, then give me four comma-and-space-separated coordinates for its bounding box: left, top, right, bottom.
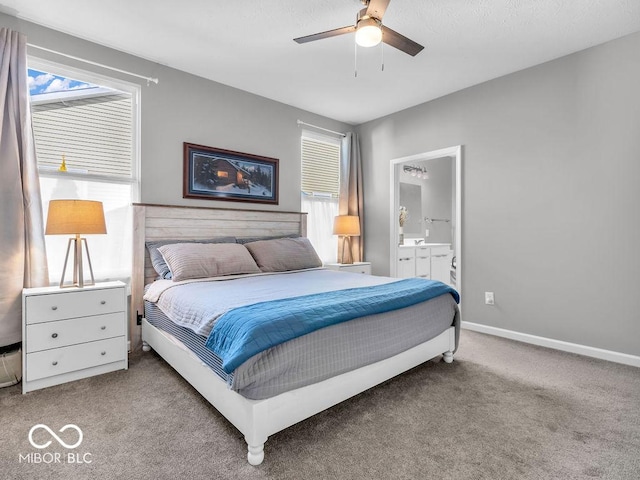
389, 146, 462, 299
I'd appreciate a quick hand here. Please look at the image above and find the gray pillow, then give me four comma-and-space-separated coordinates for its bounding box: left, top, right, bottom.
244, 237, 322, 272
157, 243, 261, 282
146, 237, 236, 279
236, 234, 299, 244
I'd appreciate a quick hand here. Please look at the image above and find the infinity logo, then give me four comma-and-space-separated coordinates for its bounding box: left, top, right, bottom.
28, 424, 83, 449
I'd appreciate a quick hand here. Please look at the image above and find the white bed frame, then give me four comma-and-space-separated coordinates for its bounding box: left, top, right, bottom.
131, 203, 455, 465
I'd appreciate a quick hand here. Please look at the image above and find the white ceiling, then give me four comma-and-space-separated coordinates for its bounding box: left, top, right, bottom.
3, 0, 640, 124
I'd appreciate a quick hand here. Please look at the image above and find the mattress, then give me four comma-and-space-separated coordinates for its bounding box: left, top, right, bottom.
145, 301, 234, 385
144, 271, 459, 400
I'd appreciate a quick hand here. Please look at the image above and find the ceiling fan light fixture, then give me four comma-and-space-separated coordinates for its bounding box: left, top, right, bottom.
293, 0, 424, 57
355, 17, 382, 47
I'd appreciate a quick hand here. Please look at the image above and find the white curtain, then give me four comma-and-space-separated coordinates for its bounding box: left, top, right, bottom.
338, 132, 364, 263
301, 193, 338, 264
0, 28, 49, 347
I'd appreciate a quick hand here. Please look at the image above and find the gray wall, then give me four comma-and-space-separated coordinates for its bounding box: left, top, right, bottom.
357, 32, 640, 357
2, 13, 350, 213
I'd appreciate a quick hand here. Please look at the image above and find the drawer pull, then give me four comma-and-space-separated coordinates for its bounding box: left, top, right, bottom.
101, 351, 106, 356
101, 326, 106, 330
52, 361, 58, 366
100, 300, 106, 305
51, 333, 58, 339
51, 306, 58, 311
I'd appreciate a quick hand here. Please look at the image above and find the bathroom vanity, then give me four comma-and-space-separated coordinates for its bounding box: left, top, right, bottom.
397, 243, 453, 285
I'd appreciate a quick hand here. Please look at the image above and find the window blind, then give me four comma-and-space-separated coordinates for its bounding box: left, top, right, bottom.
31, 93, 133, 178
301, 137, 340, 197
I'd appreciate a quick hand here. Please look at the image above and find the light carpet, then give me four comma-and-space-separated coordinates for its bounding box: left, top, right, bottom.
1, 330, 638, 479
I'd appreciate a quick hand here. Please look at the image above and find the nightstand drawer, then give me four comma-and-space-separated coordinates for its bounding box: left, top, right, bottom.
25, 288, 124, 324
339, 264, 371, 274
26, 313, 126, 353
324, 262, 372, 275
26, 336, 126, 381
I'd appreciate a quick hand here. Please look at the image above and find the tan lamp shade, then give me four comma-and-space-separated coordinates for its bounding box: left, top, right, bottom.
46, 200, 107, 235
333, 215, 360, 237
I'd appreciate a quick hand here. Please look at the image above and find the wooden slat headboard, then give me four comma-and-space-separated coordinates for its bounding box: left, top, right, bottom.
130, 203, 307, 350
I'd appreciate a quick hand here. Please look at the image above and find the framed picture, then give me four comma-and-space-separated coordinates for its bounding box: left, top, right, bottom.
183, 143, 279, 205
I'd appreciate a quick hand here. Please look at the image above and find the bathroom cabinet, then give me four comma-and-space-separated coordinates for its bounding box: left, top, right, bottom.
397, 244, 453, 285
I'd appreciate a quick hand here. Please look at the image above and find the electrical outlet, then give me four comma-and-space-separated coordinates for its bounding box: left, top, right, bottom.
485, 292, 495, 305
425, 229, 429, 237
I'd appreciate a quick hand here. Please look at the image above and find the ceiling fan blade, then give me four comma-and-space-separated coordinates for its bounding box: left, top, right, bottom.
366, 0, 391, 20
294, 25, 356, 44
382, 25, 424, 56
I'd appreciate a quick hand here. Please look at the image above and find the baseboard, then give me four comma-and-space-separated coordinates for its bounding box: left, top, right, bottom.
461, 321, 640, 368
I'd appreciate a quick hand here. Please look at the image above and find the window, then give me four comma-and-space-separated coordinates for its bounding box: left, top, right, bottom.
28, 59, 140, 286
301, 132, 341, 263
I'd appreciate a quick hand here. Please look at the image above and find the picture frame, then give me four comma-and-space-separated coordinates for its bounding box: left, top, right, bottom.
183, 143, 279, 205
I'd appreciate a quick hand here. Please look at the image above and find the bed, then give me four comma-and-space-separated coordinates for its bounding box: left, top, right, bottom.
131, 203, 460, 465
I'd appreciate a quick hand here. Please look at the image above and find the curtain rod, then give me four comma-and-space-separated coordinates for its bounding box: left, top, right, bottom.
297, 120, 346, 138
26, 43, 159, 85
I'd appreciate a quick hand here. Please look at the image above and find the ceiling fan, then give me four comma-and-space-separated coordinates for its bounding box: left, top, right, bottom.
293, 0, 424, 57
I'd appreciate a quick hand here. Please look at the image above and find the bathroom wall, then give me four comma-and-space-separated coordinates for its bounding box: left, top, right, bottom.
398, 182, 422, 235
398, 157, 453, 244
421, 156, 453, 244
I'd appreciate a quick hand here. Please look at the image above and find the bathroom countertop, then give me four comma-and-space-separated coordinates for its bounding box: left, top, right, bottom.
399, 242, 451, 248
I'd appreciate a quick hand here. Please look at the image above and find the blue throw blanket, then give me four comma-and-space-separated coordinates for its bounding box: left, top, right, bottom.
205, 278, 459, 373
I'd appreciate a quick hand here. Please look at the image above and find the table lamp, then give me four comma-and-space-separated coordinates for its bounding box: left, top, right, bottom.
45, 199, 107, 288
333, 215, 360, 265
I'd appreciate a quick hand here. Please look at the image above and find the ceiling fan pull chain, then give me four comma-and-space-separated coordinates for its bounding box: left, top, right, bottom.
381, 34, 385, 72
354, 41, 358, 77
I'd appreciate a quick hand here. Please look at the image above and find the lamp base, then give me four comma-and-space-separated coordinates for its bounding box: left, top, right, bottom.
59, 236, 96, 288
341, 236, 354, 265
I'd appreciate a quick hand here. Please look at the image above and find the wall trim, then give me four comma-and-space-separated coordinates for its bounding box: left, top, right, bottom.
461, 321, 640, 368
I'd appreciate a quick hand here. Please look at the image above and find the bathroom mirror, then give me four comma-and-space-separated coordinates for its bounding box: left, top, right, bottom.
398, 183, 422, 236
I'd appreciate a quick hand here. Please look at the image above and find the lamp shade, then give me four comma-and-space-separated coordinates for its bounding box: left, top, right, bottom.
45, 200, 107, 235
333, 215, 361, 237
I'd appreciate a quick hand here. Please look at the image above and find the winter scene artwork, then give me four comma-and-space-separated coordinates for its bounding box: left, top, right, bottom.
183, 143, 279, 204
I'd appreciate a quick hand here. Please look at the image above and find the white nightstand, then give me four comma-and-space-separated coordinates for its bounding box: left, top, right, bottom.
324, 262, 372, 275
22, 281, 128, 393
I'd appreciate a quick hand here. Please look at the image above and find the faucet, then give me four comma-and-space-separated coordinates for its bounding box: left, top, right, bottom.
415, 239, 425, 245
